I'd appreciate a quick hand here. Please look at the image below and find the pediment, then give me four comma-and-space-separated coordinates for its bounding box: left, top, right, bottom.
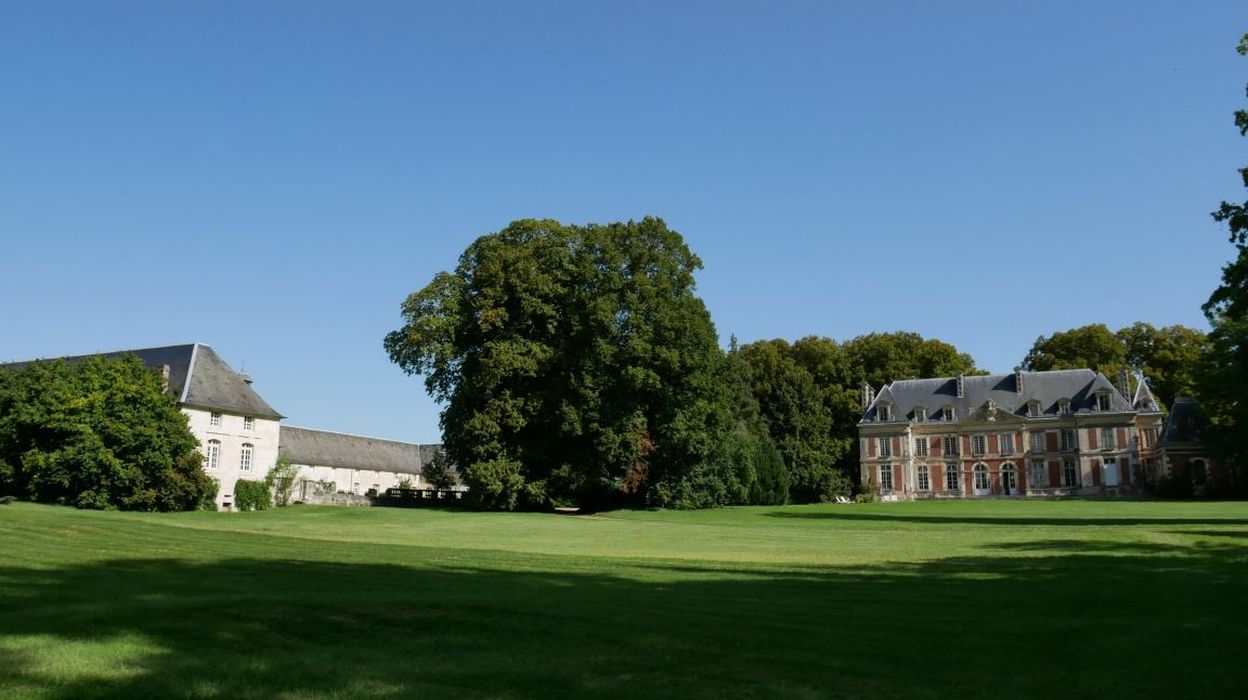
962, 400, 1026, 425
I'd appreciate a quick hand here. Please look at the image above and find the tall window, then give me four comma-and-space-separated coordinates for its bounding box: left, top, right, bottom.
1031, 432, 1045, 454
879, 464, 893, 491
945, 463, 960, 492
243, 416, 255, 431
972, 435, 986, 456
203, 440, 220, 470
209, 412, 222, 428
1063, 459, 1079, 487
943, 435, 959, 456
1061, 429, 1077, 452
917, 465, 930, 491
915, 437, 928, 457
999, 433, 1014, 456
1101, 427, 1116, 450
878, 437, 892, 458
239, 443, 253, 472
1030, 459, 1047, 488
973, 464, 989, 491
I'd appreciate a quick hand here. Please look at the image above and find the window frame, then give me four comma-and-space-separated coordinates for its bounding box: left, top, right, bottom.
1060, 429, 1077, 452
943, 435, 959, 457
209, 412, 222, 428
243, 416, 255, 431
1101, 427, 1116, 450
878, 437, 892, 458
1029, 459, 1047, 489
239, 443, 254, 472
1030, 432, 1046, 454
878, 464, 893, 492
914, 437, 928, 457
971, 435, 986, 456
1063, 459, 1079, 487
944, 462, 960, 492
999, 433, 1014, 456
917, 465, 931, 491
204, 439, 220, 470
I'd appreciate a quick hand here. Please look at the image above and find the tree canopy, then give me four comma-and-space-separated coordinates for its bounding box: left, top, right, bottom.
737, 332, 979, 500
1194, 32, 1248, 489
384, 218, 775, 510
0, 356, 214, 511
1022, 322, 1206, 409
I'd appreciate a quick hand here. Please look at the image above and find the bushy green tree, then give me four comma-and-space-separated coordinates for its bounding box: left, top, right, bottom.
421, 449, 458, 490
1022, 322, 1206, 409
738, 332, 977, 502
1194, 32, 1248, 490
384, 218, 735, 510
0, 356, 213, 511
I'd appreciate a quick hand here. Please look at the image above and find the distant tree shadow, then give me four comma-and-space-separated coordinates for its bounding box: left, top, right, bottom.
0, 541, 1245, 698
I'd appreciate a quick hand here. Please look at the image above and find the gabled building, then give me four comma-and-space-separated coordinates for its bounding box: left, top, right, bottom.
1157, 397, 1227, 494
3, 343, 444, 509
857, 368, 1165, 499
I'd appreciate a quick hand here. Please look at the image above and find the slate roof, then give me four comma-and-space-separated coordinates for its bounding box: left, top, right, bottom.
279, 426, 441, 474
862, 369, 1133, 423
1160, 397, 1209, 446
1, 343, 283, 419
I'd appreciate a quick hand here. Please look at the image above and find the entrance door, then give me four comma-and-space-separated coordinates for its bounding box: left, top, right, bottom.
973, 464, 991, 496
1002, 466, 1017, 495
1103, 458, 1120, 487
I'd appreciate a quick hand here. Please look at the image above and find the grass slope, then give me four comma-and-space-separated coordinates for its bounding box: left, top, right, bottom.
1, 500, 1245, 698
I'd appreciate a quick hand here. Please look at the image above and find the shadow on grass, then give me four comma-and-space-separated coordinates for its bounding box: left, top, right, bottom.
0, 542, 1245, 699
765, 510, 1248, 527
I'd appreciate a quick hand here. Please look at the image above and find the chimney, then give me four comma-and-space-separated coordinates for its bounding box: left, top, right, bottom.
240, 373, 253, 385
956, 372, 965, 398
160, 364, 171, 390
1014, 366, 1024, 394
1117, 368, 1130, 398
861, 382, 874, 411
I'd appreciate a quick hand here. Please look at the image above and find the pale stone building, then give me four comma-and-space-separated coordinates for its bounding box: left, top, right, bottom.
4, 343, 445, 509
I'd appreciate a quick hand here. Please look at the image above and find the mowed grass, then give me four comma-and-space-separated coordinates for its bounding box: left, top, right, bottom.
1, 500, 1245, 699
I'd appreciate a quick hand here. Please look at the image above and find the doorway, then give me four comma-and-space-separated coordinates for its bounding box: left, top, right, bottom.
973, 464, 990, 496
1001, 464, 1017, 495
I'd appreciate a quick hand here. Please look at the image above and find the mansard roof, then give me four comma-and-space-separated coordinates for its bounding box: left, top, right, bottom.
861, 369, 1133, 423
278, 426, 441, 475
1160, 397, 1209, 446
1, 343, 283, 419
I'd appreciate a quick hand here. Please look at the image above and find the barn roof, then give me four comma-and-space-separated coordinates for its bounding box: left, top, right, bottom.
278, 426, 441, 474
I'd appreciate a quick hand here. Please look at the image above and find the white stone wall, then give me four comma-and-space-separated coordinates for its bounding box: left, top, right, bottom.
184, 407, 281, 509
289, 464, 424, 499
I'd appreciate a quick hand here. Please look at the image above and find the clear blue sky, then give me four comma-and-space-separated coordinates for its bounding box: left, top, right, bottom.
2, 1, 1244, 443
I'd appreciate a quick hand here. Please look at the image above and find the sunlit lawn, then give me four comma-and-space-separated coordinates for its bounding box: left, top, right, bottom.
1, 499, 1245, 698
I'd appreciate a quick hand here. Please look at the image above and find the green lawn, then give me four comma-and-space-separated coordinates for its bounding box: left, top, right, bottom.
1, 500, 1245, 699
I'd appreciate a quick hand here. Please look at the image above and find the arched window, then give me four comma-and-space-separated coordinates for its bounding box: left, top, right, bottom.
203, 440, 221, 470
1001, 463, 1017, 494
239, 443, 254, 472
973, 463, 990, 492
917, 465, 930, 491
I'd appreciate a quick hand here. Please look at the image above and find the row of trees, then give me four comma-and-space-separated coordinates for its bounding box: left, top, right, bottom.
0, 356, 215, 511
384, 218, 989, 510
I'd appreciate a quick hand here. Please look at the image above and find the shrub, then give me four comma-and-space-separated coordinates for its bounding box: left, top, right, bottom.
266, 455, 299, 507
462, 457, 526, 510
198, 480, 219, 511
0, 495, 15, 505
233, 479, 271, 511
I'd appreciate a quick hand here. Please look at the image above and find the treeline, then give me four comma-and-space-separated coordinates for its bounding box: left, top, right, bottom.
0, 356, 215, 510
384, 218, 983, 510
386, 217, 1227, 510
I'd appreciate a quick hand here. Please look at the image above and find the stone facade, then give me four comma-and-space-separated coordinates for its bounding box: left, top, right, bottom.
858, 369, 1165, 499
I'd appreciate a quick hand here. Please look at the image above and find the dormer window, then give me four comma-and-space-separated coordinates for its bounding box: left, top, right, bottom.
914, 406, 927, 423
1027, 400, 1041, 418
878, 404, 892, 422
1058, 399, 1071, 416
1096, 393, 1111, 411
940, 406, 954, 421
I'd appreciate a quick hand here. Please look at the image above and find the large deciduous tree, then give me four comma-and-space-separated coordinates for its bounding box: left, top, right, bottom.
1022, 324, 1127, 374
384, 218, 751, 510
1194, 32, 1248, 489
0, 356, 213, 511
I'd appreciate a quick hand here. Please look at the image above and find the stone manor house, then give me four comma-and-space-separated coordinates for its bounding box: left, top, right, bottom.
3, 343, 446, 510
857, 368, 1171, 498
